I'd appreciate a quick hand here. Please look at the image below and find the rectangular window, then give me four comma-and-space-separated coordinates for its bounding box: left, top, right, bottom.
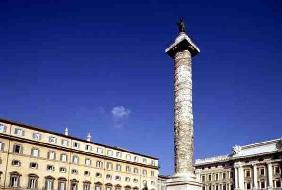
142, 169, 147, 176
30, 162, 38, 169
59, 181, 66, 190
61, 154, 68, 162
246, 182, 251, 189
14, 128, 24, 136
13, 144, 22, 154
107, 150, 113, 156
97, 147, 103, 154
0, 142, 4, 151
32, 133, 41, 140
85, 159, 91, 166
10, 175, 20, 187
143, 158, 147, 163
48, 151, 56, 160
276, 180, 281, 188
260, 168, 265, 176
84, 171, 90, 176
261, 181, 265, 189
86, 145, 92, 151
31, 148, 39, 157
274, 166, 280, 175
11, 160, 21, 166
28, 177, 38, 189
0, 124, 6, 133
72, 156, 79, 164
116, 151, 121, 158
59, 167, 67, 173
45, 179, 54, 190
49, 136, 57, 143
73, 142, 80, 149
83, 183, 90, 190
245, 170, 251, 177
61, 139, 69, 146
47, 165, 55, 171
71, 182, 78, 190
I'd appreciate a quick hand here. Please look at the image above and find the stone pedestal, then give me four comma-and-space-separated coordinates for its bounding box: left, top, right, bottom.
165, 29, 201, 190
166, 173, 202, 190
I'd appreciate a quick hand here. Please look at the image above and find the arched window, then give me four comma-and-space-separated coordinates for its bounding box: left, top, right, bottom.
83, 181, 91, 190
28, 174, 39, 189
70, 179, 79, 190
125, 185, 131, 190
95, 182, 103, 190
58, 177, 67, 190
9, 172, 21, 187
106, 183, 113, 190
115, 184, 121, 190
45, 176, 55, 190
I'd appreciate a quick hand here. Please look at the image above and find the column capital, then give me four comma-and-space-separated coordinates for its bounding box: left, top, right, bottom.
166, 32, 200, 58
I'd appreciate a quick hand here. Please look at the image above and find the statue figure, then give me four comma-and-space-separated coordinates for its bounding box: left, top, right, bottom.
177, 17, 186, 33
232, 145, 241, 155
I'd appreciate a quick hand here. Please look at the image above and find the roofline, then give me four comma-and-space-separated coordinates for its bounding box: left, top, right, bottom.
241, 138, 281, 149
0, 117, 159, 160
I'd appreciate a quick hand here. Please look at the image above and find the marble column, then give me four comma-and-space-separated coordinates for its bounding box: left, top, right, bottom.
252, 164, 257, 189
166, 30, 200, 176
165, 19, 202, 190
238, 166, 244, 190
234, 168, 238, 189
267, 163, 273, 188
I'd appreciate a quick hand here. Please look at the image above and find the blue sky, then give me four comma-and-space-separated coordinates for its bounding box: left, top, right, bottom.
1, 0, 282, 175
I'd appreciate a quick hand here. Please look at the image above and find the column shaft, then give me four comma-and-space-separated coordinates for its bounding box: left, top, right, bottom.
238, 166, 244, 190
235, 168, 238, 189
253, 164, 257, 189
173, 50, 194, 174
267, 163, 273, 188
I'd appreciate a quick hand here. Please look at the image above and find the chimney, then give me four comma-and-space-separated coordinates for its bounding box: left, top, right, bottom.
86, 132, 91, 142
64, 128, 69, 136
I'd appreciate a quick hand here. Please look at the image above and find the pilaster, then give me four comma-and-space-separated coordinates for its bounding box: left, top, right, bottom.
267, 163, 273, 189
252, 164, 258, 189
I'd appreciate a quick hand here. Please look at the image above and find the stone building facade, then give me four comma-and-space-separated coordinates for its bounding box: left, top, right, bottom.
195, 138, 282, 190
0, 118, 159, 190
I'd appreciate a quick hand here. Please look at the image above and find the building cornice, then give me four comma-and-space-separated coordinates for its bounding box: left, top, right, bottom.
0, 117, 158, 160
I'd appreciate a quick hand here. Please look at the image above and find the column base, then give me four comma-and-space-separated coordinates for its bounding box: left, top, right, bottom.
166, 172, 203, 190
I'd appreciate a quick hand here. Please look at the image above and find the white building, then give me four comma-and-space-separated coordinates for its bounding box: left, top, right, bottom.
195, 138, 282, 190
